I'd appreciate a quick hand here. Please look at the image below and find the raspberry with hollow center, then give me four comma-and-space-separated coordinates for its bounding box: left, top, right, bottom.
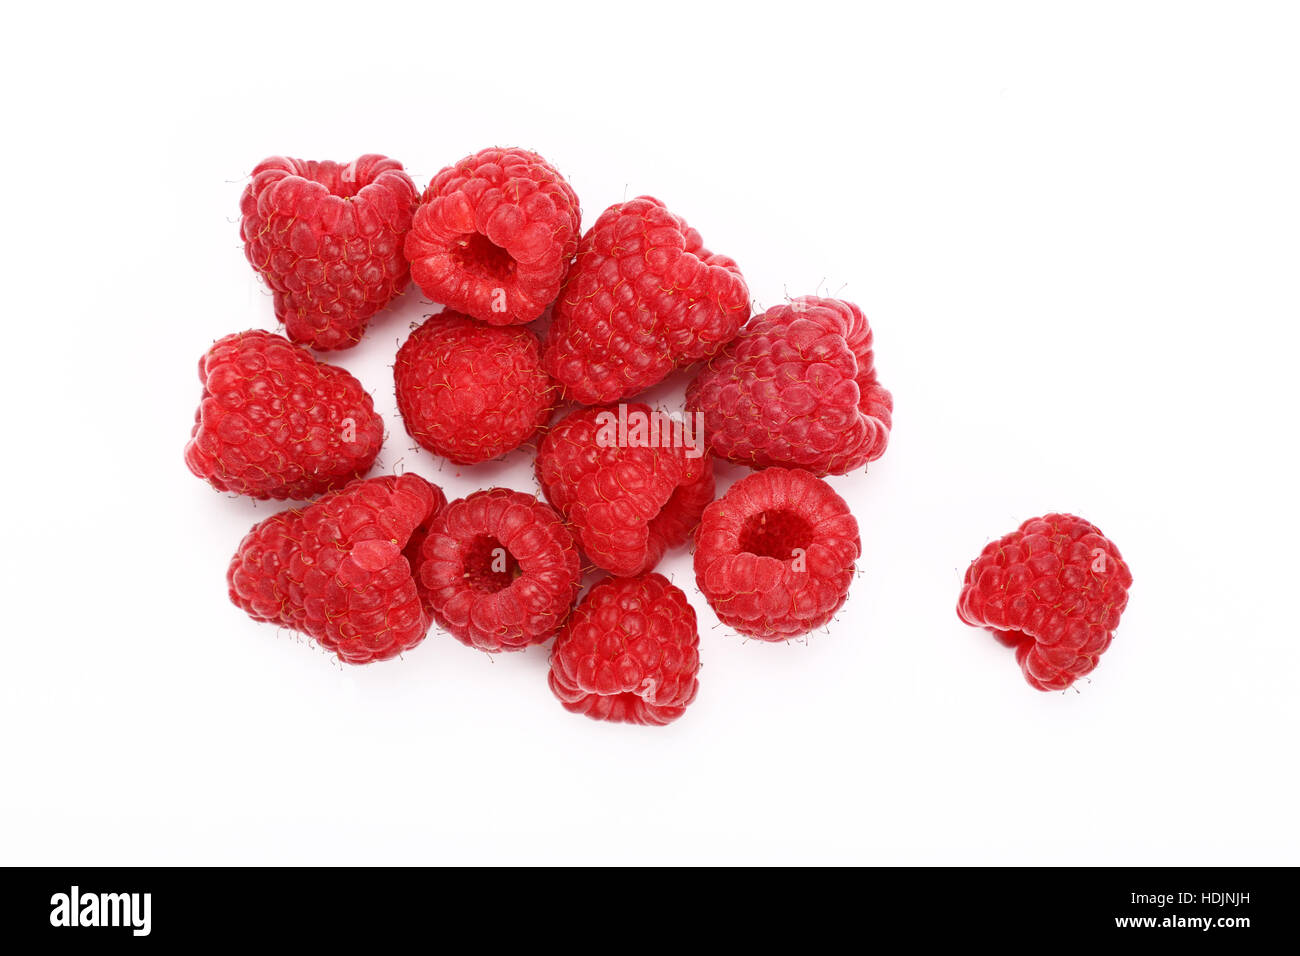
404, 147, 581, 325
738, 508, 816, 559
694, 467, 861, 640
239, 154, 418, 350
418, 488, 581, 653
548, 573, 701, 726
956, 513, 1133, 691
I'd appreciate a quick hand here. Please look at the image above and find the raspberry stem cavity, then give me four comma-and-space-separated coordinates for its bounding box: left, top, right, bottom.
738, 509, 815, 561
462, 534, 520, 593
454, 234, 515, 283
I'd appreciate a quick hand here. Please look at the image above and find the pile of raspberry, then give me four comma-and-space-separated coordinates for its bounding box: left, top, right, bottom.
190, 145, 1132, 726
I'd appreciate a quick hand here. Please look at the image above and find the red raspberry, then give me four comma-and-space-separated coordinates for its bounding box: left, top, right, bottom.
184, 330, 384, 500
694, 467, 860, 640
548, 573, 700, 726
404, 148, 581, 325
227, 474, 446, 664
535, 404, 715, 577
417, 489, 581, 653
957, 514, 1133, 691
686, 296, 892, 476
542, 196, 750, 404
240, 155, 418, 350
394, 311, 557, 465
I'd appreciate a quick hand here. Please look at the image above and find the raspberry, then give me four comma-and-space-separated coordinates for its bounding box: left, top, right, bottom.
417, 489, 581, 653
394, 311, 557, 465
956, 513, 1133, 691
548, 573, 700, 726
542, 196, 750, 404
686, 296, 892, 476
694, 467, 860, 640
535, 404, 715, 577
227, 474, 446, 664
404, 148, 581, 325
240, 154, 418, 350
184, 330, 384, 500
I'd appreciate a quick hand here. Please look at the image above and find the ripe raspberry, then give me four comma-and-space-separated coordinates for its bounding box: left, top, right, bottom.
240, 155, 418, 350
957, 514, 1133, 691
686, 296, 892, 476
548, 573, 700, 726
542, 196, 750, 404
404, 148, 581, 325
417, 489, 580, 653
393, 311, 556, 465
535, 404, 715, 577
227, 474, 446, 664
694, 467, 860, 640
184, 330, 384, 500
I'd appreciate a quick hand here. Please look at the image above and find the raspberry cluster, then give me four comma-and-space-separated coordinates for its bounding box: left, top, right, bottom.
193, 143, 1131, 732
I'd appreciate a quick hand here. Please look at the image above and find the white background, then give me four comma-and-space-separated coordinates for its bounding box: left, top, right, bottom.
2, 1, 1297, 865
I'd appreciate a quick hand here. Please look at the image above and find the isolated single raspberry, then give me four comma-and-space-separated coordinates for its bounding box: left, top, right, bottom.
686, 296, 892, 476
694, 467, 860, 640
184, 330, 384, 500
542, 196, 750, 404
240, 155, 418, 350
393, 311, 556, 465
548, 573, 700, 726
536, 404, 715, 576
227, 474, 446, 664
957, 514, 1133, 691
417, 489, 581, 652
404, 148, 581, 325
